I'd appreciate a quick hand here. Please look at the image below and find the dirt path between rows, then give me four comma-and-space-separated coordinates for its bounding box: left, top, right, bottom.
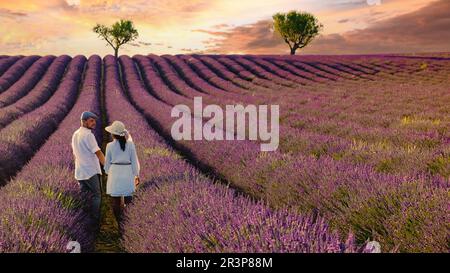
94, 61, 123, 253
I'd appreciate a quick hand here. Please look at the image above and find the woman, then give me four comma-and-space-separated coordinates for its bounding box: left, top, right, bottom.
104, 120, 140, 225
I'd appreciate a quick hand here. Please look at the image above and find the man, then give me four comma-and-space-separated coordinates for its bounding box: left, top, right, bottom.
71, 111, 105, 228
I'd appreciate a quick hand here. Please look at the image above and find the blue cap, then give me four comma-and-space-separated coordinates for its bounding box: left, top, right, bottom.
80, 111, 99, 121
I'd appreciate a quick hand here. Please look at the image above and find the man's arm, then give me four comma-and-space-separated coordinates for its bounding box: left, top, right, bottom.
85, 132, 104, 166
95, 150, 105, 166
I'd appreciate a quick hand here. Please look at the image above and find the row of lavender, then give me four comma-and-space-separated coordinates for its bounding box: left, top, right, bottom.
149, 54, 448, 179
0, 56, 70, 128
134, 54, 448, 180
0, 55, 101, 252
0, 56, 40, 94
104, 55, 357, 252
0, 55, 84, 185
238, 56, 448, 178
0, 56, 55, 107
132, 55, 293, 140
0, 57, 21, 75
119, 55, 449, 252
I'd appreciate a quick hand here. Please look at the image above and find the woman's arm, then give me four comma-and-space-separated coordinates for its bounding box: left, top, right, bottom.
104, 144, 112, 174
130, 142, 140, 177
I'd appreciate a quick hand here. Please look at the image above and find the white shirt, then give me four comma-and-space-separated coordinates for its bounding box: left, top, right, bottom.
71, 126, 102, 180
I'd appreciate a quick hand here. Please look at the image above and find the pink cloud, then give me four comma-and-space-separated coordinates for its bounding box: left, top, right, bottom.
201, 0, 450, 54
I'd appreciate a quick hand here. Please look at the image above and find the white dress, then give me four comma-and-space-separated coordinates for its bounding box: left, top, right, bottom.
104, 139, 140, 197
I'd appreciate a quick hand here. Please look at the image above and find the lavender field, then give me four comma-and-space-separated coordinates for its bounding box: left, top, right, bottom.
0, 54, 448, 253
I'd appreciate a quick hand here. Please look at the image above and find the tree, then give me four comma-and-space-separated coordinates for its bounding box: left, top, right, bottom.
93, 19, 139, 58
273, 11, 323, 55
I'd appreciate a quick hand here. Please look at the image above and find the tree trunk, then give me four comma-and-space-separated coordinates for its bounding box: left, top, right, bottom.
114, 48, 119, 59
290, 48, 296, 55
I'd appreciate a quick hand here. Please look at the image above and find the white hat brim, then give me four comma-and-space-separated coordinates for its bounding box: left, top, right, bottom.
105, 126, 127, 136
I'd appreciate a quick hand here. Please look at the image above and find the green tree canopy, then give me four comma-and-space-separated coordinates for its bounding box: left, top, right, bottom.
273, 11, 323, 55
93, 19, 139, 58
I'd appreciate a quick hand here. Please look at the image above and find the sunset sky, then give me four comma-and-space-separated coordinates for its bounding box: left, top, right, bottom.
0, 0, 449, 56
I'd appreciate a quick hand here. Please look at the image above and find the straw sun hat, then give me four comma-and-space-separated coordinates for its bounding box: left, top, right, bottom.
105, 120, 128, 137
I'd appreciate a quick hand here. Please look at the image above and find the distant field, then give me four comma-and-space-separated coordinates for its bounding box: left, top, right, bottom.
0, 54, 448, 253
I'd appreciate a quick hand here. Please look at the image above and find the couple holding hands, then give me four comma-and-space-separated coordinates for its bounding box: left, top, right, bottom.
71, 111, 140, 228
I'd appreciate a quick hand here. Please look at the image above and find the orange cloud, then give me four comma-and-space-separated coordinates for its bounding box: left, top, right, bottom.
0, 0, 221, 55
202, 0, 450, 54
